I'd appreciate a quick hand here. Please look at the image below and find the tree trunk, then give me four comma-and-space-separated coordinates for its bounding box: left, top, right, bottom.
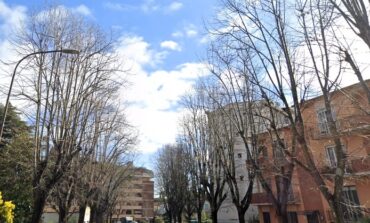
78, 205, 86, 223
197, 209, 202, 223
166, 212, 172, 223
185, 213, 192, 223
237, 209, 246, 223
331, 200, 345, 223
276, 212, 288, 223
95, 213, 104, 223
211, 209, 218, 223
90, 206, 95, 223
58, 206, 67, 223
90, 208, 105, 223
31, 190, 48, 223
178, 212, 182, 223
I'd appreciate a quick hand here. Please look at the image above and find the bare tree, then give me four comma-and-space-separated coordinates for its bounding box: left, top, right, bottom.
49, 166, 77, 223
206, 1, 311, 222
10, 6, 129, 222
297, 1, 349, 221
180, 137, 206, 223
205, 0, 366, 222
328, 0, 370, 102
58, 98, 134, 223
180, 85, 227, 223
156, 144, 190, 223
87, 106, 135, 223
202, 52, 259, 223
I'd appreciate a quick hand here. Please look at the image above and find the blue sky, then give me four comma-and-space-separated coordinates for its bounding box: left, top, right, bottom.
0, 0, 217, 169
1, 1, 370, 171
6, 0, 215, 70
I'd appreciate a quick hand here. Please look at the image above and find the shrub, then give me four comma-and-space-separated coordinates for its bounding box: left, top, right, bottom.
0, 192, 15, 223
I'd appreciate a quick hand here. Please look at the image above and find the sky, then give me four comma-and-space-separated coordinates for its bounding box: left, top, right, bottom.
0, 0, 216, 169
1, 1, 369, 171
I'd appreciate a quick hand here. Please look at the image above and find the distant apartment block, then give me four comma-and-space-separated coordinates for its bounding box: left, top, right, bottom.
112, 167, 154, 223
42, 166, 154, 223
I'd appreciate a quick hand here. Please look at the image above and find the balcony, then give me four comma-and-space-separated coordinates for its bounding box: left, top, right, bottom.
251, 192, 301, 205
350, 157, 370, 174
320, 157, 370, 176
338, 114, 370, 135
251, 192, 272, 205
307, 114, 370, 140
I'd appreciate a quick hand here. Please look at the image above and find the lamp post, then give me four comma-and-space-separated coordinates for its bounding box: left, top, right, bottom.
0, 49, 79, 143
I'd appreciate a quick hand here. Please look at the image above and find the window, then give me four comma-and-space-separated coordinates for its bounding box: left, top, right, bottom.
342, 186, 363, 221
306, 211, 320, 223
263, 212, 271, 223
266, 178, 272, 189
273, 139, 285, 160
284, 116, 290, 125
287, 181, 294, 201
40, 141, 47, 161
259, 145, 268, 158
287, 212, 298, 223
325, 145, 346, 168
126, 210, 132, 215
237, 153, 242, 158
276, 176, 294, 201
239, 175, 244, 181
326, 146, 337, 167
317, 108, 338, 135
40, 148, 47, 161
317, 109, 329, 134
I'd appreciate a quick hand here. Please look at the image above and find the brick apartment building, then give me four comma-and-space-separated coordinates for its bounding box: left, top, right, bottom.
112, 167, 155, 223
251, 81, 370, 223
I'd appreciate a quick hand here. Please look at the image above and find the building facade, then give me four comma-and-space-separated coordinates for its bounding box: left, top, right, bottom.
251, 81, 370, 223
217, 135, 259, 223
112, 167, 155, 223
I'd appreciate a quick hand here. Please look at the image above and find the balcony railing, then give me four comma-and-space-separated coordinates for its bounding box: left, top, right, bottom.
251, 192, 272, 204
307, 114, 370, 139
320, 157, 370, 176
251, 192, 300, 205
350, 157, 370, 173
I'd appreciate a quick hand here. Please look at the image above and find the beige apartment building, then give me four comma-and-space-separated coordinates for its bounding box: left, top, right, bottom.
42, 166, 154, 223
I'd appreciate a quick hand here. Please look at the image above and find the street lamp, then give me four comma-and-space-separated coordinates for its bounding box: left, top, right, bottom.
0, 49, 79, 143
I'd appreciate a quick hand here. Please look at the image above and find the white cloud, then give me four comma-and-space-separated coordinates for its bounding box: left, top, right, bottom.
116, 35, 166, 68
172, 24, 198, 39
104, 1, 182, 14
171, 31, 183, 38
72, 4, 92, 16
115, 35, 208, 153
36, 5, 92, 21
141, 0, 160, 13
0, 1, 27, 99
167, 2, 183, 12
185, 24, 198, 37
160, 40, 182, 51
124, 62, 209, 153
103, 2, 134, 11
0, 1, 27, 38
